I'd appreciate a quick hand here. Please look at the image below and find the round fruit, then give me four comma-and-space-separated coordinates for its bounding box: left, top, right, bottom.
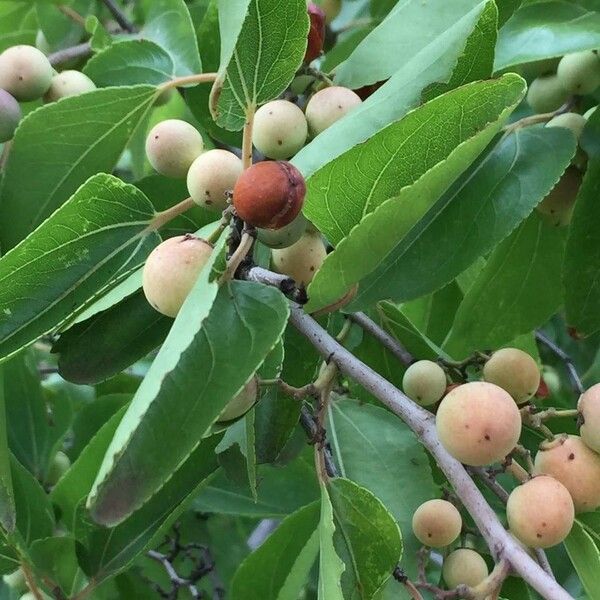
305, 86, 362, 136
557, 51, 600, 95
252, 100, 308, 159
506, 475, 574, 548
412, 499, 462, 548
218, 378, 259, 422
534, 434, 600, 512
0, 45, 53, 102
305, 3, 326, 63
402, 360, 447, 406
257, 213, 308, 248
2, 568, 26, 592
233, 161, 306, 229
145, 119, 204, 179
47, 451, 71, 485
584, 105, 597, 120
546, 112, 588, 140
187, 149, 243, 211
526, 75, 570, 113
536, 166, 581, 227
44, 70, 96, 102
0, 88, 22, 142
272, 231, 327, 286
442, 549, 488, 589
435, 381, 522, 466
142, 235, 213, 318
578, 383, 600, 453
482, 347, 540, 404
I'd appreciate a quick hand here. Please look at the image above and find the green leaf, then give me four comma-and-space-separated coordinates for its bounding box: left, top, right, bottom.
328, 400, 435, 580
211, 0, 309, 130
29, 537, 81, 597
444, 214, 567, 357
230, 501, 321, 600
495, 1, 600, 70
564, 520, 600, 599
88, 276, 290, 526
496, 0, 522, 27
0, 174, 159, 364
318, 483, 345, 600
36, 0, 93, 51
0, 85, 156, 250
349, 126, 576, 310
564, 160, 600, 337
0, 2, 37, 52
0, 365, 14, 532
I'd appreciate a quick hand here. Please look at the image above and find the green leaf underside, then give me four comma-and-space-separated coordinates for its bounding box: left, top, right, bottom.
0, 174, 159, 364
319, 484, 345, 600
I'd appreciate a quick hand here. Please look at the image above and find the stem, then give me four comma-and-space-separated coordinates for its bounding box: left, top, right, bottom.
58, 4, 86, 26
242, 106, 256, 170
48, 42, 92, 67
506, 459, 530, 483
468, 467, 510, 503
470, 559, 510, 599
20, 563, 43, 600
221, 231, 254, 282
101, 0, 135, 33
503, 98, 575, 135
159, 73, 218, 91
299, 406, 338, 477
535, 330, 585, 395
147, 197, 196, 232
404, 579, 425, 600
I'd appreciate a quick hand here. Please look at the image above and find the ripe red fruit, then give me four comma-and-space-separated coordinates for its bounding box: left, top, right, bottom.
233, 161, 306, 229
305, 4, 326, 63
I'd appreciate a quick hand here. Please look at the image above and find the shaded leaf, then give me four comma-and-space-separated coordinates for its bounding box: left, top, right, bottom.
318, 483, 345, 600
564, 520, 600, 599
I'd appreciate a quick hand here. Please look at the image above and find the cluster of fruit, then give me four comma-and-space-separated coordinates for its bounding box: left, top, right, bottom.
405, 349, 600, 590
0, 44, 96, 143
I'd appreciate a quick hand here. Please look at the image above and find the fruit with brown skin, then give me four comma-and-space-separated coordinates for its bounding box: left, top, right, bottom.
145, 119, 204, 179
482, 347, 541, 404
233, 161, 306, 229
252, 100, 308, 159
272, 231, 327, 286
412, 499, 462, 548
305, 3, 326, 63
0, 88, 21, 142
526, 75, 569, 114
47, 451, 71, 485
44, 70, 96, 102
442, 549, 488, 588
142, 235, 213, 318
305, 86, 362, 136
545, 112, 588, 140
435, 381, 522, 466
534, 434, 600, 512
536, 166, 582, 227
0, 45, 53, 101
578, 384, 600, 453
402, 360, 447, 406
218, 378, 259, 422
506, 475, 574, 548
557, 51, 600, 95
187, 149, 243, 211
257, 213, 308, 248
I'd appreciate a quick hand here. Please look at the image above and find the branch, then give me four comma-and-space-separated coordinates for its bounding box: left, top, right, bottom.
48, 42, 92, 67
101, 0, 135, 33
535, 330, 585, 395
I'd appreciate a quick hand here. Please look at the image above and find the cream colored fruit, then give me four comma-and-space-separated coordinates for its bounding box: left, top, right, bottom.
0, 45, 53, 101
578, 384, 600, 453
546, 112, 588, 140
305, 86, 362, 136
187, 149, 243, 211
526, 75, 569, 113
507, 475, 574, 548
435, 382, 522, 466
483, 347, 540, 404
44, 70, 96, 102
218, 378, 259, 422
557, 51, 600, 95
412, 499, 462, 548
253, 100, 308, 159
257, 213, 308, 249
142, 235, 213, 318
442, 549, 488, 589
145, 119, 204, 179
534, 434, 600, 512
272, 231, 327, 286
536, 166, 581, 227
402, 360, 447, 406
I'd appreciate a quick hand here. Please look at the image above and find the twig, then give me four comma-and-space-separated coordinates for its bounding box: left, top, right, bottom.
159, 72, 218, 91
467, 467, 510, 503
247, 519, 280, 550
101, 0, 135, 33
58, 4, 86, 26
535, 330, 584, 395
221, 230, 255, 282
242, 106, 256, 170
503, 98, 576, 135
48, 42, 92, 67
20, 563, 44, 600
300, 406, 338, 477
147, 197, 196, 231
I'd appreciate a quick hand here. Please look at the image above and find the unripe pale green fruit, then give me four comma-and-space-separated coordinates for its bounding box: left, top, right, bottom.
145, 119, 204, 179
557, 51, 600, 95
412, 499, 462, 548
272, 231, 327, 286
187, 149, 243, 211
536, 166, 581, 227
526, 75, 569, 114
47, 450, 71, 485
584, 105, 597, 120
0, 45, 53, 101
482, 347, 540, 404
257, 213, 308, 249
44, 70, 96, 103
546, 112, 587, 140
218, 378, 259, 422
402, 360, 447, 406
0, 88, 21, 142
506, 475, 574, 548
305, 86, 362, 136
534, 434, 600, 512
252, 100, 308, 159
436, 382, 522, 466
442, 549, 488, 589
2, 568, 26, 592
578, 383, 600, 453
142, 235, 213, 318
